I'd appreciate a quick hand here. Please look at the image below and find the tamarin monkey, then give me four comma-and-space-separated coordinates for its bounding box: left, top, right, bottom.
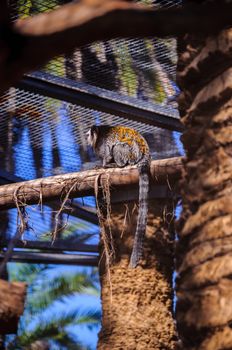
86, 125, 151, 268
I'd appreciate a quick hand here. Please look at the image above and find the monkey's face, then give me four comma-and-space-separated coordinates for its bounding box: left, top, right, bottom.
86, 126, 98, 148
86, 129, 92, 146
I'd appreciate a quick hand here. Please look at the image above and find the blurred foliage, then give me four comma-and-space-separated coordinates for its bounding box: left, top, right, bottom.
18, 0, 60, 19
44, 57, 66, 78
153, 79, 166, 104
7, 264, 100, 350
114, 42, 137, 96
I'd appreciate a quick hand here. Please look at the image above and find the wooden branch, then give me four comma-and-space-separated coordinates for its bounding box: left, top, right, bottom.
0, 279, 27, 334
0, 157, 183, 210
0, 0, 11, 68
0, 0, 232, 93
0, 0, 10, 26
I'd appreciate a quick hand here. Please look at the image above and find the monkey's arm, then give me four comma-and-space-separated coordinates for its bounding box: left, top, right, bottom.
101, 143, 130, 168
102, 155, 114, 167
93, 163, 119, 170
99, 144, 113, 167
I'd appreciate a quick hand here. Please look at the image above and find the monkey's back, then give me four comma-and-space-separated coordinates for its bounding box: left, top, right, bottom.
96, 125, 150, 166
90, 124, 151, 267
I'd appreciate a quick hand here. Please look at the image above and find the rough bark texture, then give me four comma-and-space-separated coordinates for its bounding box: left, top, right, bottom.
98, 199, 177, 350
0, 279, 27, 334
176, 25, 232, 349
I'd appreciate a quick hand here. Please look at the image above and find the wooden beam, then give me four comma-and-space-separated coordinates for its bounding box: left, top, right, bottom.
0, 157, 183, 210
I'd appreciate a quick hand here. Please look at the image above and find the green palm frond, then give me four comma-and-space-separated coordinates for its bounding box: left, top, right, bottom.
40, 228, 98, 243
8, 263, 100, 349
15, 308, 100, 349
12, 325, 83, 350
27, 271, 99, 312
73, 309, 101, 330
10, 264, 48, 287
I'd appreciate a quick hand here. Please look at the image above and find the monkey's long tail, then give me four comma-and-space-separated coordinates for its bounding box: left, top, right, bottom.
129, 163, 149, 268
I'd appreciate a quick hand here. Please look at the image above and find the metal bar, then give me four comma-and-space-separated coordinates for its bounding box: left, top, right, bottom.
0, 251, 98, 266
0, 240, 98, 253
110, 184, 178, 203
16, 72, 183, 132
0, 170, 23, 185
71, 203, 98, 225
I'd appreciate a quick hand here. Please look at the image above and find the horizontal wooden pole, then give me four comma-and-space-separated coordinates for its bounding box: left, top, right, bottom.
0, 157, 183, 210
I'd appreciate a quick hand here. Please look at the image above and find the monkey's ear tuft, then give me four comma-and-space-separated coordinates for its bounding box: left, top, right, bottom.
90, 125, 98, 136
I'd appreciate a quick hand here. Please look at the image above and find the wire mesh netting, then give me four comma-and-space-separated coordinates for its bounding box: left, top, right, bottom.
0, 4, 187, 346
0, 87, 183, 246
0, 2, 184, 347
0, 88, 182, 180
63, 37, 179, 110
10, 0, 181, 114
4, 202, 99, 241
0, 0, 183, 252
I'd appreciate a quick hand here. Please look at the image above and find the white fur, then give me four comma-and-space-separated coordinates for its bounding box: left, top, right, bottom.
86, 129, 97, 148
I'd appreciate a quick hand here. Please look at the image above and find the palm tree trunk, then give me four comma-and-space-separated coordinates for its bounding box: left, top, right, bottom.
0, 337, 5, 350
98, 198, 177, 349
176, 26, 232, 349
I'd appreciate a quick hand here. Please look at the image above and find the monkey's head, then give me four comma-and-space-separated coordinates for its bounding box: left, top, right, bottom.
86, 125, 99, 148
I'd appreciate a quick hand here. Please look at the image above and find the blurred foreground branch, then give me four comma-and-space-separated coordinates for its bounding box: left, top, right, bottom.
0, 0, 231, 93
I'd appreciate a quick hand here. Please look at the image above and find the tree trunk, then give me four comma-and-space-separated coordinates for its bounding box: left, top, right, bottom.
176, 26, 232, 349
98, 198, 177, 349
0, 279, 27, 334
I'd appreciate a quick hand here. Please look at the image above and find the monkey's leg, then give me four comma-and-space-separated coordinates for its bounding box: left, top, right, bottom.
102, 163, 120, 169
112, 143, 130, 167
101, 149, 114, 167
93, 163, 117, 170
